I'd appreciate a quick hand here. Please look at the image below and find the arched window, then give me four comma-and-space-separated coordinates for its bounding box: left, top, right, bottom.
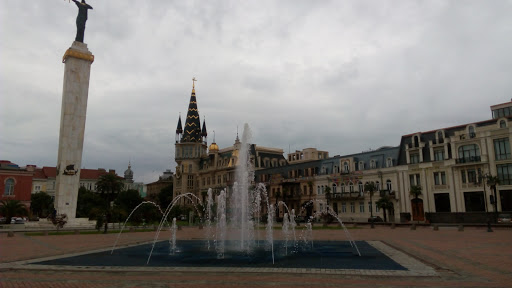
332, 183, 337, 193
370, 159, 376, 169
341, 183, 346, 193
359, 161, 364, 170
4, 178, 14, 196
437, 131, 444, 143
386, 157, 393, 167
349, 182, 354, 192
386, 180, 392, 192
358, 181, 364, 192
376, 181, 381, 191
343, 162, 349, 173
500, 120, 507, 128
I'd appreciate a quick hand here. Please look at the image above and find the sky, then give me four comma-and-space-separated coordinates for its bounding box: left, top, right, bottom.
2, 0, 512, 183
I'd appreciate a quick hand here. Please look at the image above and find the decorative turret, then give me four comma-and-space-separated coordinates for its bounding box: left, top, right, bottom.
176, 114, 183, 142
201, 118, 208, 143
181, 78, 202, 143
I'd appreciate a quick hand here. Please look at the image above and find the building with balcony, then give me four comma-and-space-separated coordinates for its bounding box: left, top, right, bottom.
396, 100, 512, 222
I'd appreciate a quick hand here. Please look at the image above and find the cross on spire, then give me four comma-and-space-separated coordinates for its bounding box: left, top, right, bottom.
192, 77, 197, 89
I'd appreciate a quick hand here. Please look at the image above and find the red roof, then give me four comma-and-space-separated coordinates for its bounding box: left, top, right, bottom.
33, 167, 117, 180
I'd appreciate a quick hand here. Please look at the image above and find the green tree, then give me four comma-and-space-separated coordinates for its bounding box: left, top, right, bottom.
30, 192, 54, 218
376, 196, 393, 222
0, 200, 28, 224
158, 184, 174, 210
96, 173, 125, 233
114, 189, 143, 224
76, 186, 104, 219
410, 185, 422, 200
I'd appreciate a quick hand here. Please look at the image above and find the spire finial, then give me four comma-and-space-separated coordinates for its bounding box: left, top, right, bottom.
192, 77, 197, 89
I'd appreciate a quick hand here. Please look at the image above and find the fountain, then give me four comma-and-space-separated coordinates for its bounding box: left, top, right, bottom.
36, 124, 411, 271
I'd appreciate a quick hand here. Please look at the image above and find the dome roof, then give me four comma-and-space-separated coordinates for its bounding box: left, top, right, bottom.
209, 142, 219, 153
124, 162, 133, 181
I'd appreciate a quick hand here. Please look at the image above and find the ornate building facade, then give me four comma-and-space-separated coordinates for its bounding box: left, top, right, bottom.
172, 84, 512, 223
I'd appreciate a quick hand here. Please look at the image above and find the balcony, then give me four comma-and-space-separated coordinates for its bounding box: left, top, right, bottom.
455, 156, 481, 164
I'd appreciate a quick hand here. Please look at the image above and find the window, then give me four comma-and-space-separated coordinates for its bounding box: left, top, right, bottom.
359, 161, 364, 171
437, 131, 444, 143
434, 149, 445, 161
34, 185, 41, 192
376, 204, 380, 213
4, 178, 14, 196
467, 169, 477, 183
343, 162, 349, 173
494, 138, 511, 160
497, 163, 512, 185
410, 153, 420, 164
332, 184, 337, 194
409, 174, 420, 186
317, 186, 321, 195
434, 172, 446, 185
493, 107, 512, 119
341, 183, 346, 193
468, 126, 475, 138
370, 160, 376, 169
341, 202, 347, 213
187, 175, 194, 189
500, 120, 507, 128
386, 158, 393, 167
376, 181, 381, 191
350, 202, 355, 213
359, 202, 365, 213
461, 170, 467, 183
386, 180, 392, 191
458, 144, 480, 162
349, 182, 354, 193
358, 182, 363, 192
368, 202, 373, 213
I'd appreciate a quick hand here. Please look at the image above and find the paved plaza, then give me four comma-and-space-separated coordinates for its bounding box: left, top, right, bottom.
0, 225, 511, 287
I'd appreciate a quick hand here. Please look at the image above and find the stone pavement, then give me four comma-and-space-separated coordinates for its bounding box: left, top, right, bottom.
0, 225, 511, 287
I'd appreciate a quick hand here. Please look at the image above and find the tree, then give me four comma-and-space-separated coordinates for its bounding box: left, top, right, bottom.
96, 173, 125, 233
364, 182, 377, 226
157, 184, 174, 211
0, 200, 28, 224
376, 196, 393, 222
76, 186, 104, 219
410, 185, 422, 200
30, 192, 54, 218
114, 189, 143, 224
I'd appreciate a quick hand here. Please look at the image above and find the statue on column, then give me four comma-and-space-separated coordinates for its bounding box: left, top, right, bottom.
72, 0, 93, 43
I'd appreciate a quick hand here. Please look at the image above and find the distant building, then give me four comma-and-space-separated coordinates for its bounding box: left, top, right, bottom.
0, 160, 33, 210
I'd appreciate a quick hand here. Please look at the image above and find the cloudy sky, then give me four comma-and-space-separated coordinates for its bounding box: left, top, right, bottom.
2, 0, 512, 183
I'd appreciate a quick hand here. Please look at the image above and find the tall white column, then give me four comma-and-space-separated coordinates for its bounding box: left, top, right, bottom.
55, 41, 94, 220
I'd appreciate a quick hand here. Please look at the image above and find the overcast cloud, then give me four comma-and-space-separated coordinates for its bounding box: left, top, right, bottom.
2, 0, 512, 183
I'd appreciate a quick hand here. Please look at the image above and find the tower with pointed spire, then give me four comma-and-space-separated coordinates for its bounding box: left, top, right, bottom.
174, 78, 208, 198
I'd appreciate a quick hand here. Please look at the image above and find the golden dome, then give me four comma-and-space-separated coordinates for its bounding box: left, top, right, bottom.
209, 142, 219, 152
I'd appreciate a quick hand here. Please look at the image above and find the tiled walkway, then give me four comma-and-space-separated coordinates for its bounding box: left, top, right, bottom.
1, 225, 511, 287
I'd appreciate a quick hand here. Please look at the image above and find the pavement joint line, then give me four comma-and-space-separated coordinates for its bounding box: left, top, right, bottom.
1, 240, 439, 277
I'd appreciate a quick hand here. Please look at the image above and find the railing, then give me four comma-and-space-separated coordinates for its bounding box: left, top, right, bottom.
455, 156, 481, 164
